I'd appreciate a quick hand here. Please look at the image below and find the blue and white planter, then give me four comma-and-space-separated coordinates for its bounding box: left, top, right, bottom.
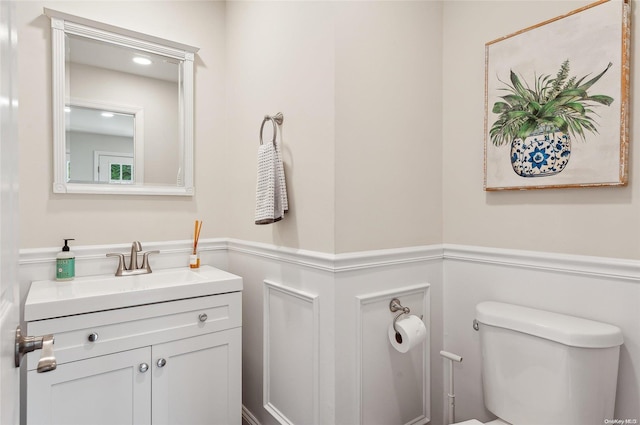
510, 125, 571, 177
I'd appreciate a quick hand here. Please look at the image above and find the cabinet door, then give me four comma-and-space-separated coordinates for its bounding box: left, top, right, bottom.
152, 328, 241, 425
27, 347, 151, 425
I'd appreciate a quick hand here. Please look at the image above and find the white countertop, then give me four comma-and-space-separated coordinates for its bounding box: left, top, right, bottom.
25, 265, 243, 322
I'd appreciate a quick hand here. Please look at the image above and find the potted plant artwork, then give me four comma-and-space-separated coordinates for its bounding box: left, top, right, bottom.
489, 60, 614, 178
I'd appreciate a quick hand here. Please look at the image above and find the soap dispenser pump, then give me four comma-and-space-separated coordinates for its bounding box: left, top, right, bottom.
56, 238, 75, 281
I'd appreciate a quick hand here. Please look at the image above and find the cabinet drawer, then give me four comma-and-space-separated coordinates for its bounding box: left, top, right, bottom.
26, 292, 241, 371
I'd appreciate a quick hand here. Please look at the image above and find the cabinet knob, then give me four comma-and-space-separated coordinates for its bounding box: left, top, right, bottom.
156, 358, 167, 368
139, 363, 149, 373
198, 313, 208, 322
87, 332, 99, 342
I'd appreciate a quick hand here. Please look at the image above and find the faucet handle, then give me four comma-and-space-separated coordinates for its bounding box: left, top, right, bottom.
106, 253, 126, 276
141, 250, 160, 272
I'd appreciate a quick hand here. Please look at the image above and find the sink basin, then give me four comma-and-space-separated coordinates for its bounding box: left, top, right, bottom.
25, 265, 243, 321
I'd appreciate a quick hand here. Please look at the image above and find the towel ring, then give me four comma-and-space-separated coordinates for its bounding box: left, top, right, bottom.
260, 112, 284, 146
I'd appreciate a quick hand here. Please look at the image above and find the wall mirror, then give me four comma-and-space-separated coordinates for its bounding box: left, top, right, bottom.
45, 8, 199, 196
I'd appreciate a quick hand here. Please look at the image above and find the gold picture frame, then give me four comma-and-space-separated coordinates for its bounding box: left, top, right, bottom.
484, 0, 630, 191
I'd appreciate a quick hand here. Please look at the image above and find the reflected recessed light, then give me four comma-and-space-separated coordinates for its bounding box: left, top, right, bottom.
101, 112, 114, 118
133, 57, 152, 65
64, 107, 71, 113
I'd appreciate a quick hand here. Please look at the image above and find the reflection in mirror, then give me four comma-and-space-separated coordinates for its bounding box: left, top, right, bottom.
65, 34, 179, 186
66, 105, 137, 184
46, 8, 198, 196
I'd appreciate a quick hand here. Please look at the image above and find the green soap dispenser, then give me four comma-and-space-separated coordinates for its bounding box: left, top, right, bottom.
56, 238, 75, 281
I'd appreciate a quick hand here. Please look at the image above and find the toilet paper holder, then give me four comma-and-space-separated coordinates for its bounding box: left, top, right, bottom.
389, 298, 420, 333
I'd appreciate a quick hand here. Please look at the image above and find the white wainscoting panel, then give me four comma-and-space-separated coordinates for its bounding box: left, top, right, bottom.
357, 284, 431, 425
20, 240, 640, 425
242, 405, 261, 425
263, 280, 319, 425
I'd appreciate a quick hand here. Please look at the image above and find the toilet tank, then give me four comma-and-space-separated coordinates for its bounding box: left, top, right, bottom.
476, 302, 623, 425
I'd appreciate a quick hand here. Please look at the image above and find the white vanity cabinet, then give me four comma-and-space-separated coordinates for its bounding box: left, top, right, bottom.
24, 266, 242, 425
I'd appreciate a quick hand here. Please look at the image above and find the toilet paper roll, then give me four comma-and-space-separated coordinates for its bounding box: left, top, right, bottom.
388, 315, 427, 353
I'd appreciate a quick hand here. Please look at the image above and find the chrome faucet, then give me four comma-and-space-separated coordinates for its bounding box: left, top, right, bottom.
107, 241, 159, 276
129, 240, 141, 271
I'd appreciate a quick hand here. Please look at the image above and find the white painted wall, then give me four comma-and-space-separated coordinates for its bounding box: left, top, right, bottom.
13, 1, 640, 424
333, 253, 443, 425
194, 242, 446, 425
333, 1, 443, 253
441, 1, 640, 421
228, 248, 336, 425
17, 0, 226, 248
442, 0, 640, 260
223, 4, 446, 423
19, 0, 442, 254
219, 0, 443, 253
224, 0, 336, 253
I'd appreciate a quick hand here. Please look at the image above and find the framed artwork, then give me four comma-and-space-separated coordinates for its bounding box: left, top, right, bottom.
484, 0, 630, 191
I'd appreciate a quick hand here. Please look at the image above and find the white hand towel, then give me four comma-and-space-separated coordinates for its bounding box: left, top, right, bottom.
255, 140, 288, 225
255, 142, 277, 224
274, 140, 288, 214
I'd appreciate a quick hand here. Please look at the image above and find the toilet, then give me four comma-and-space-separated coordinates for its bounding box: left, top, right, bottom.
457, 301, 624, 425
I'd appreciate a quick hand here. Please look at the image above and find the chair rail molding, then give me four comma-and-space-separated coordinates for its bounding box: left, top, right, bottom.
443, 244, 640, 281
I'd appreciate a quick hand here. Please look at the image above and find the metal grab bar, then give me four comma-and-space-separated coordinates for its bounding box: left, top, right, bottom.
440, 350, 463, 424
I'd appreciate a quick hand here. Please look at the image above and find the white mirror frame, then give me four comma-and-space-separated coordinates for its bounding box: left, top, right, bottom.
45, 8, 199, 196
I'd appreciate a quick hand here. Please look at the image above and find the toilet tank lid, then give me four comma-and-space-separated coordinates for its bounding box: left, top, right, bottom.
476, 302, 623, 348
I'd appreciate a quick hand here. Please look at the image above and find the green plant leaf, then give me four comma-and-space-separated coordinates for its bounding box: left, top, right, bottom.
556, 88, 587, 99
528, 100, 542, 113
516, 120, 538, 138
564, 102, 585, 115
506, 110, 533, 121
586, 95, 614, 106
500, 94, 524, 106
547, 59, 570, 101
552, 116, 568, 132
492, 102, 511, 113
576, 62, 612, 92
510, 71, 534, 102
537, 99, 559, 118
490, 60, 614, 147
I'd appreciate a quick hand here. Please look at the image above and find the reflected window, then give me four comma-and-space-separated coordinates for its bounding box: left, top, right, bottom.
109, 163, 133, 184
